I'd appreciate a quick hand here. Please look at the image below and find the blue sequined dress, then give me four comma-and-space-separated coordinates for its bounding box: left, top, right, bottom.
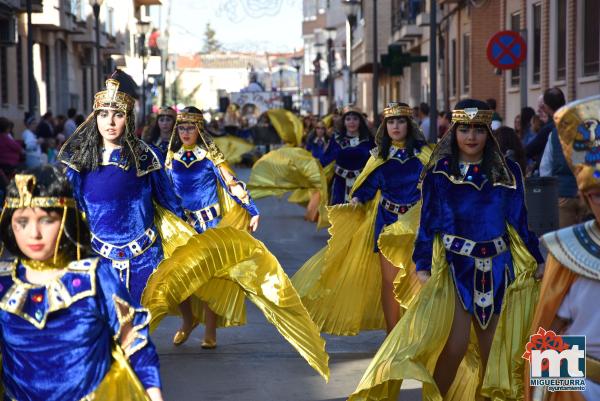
167, 145, 259, 233
319, 132, 374, 205
352, 142, 427, 251
413, 158, 544, 328
64, 144, 184, 303
0, 258, 160, 401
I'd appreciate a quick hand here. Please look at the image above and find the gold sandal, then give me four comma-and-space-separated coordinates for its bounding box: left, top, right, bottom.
172, 321, 199, 346
201, 338, 217, 349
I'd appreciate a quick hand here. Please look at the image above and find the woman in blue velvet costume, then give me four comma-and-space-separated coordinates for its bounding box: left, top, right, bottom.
348, 99, 546, 401
349, 102, 431, 333
305, 120, 329, 162
0, 166, 162, 401
148, 106, 177, 155
319, 105, 374, 205
58, 70, 184, 304
165, 106, 260, 348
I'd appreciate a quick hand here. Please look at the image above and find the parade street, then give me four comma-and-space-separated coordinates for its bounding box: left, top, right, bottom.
154, 167, 421, 401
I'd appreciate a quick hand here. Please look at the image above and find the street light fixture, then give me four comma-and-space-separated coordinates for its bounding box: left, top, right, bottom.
137, 18, 152, 124
89, 0, 105, 92
277, 58, 286, 93
342, 0, 361, 104
291, 55, 303, 110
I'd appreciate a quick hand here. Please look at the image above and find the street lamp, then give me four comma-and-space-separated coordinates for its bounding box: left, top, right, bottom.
291, 55, 303, 110
277, 58, 286, 93
89, 0, 105, 92
325, 27, 336, 112
314, 42, 325, 117
342, 0, 361, 104
136, 19, 152, 124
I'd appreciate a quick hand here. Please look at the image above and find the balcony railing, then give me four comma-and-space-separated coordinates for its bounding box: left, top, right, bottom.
391, 0, 423, 33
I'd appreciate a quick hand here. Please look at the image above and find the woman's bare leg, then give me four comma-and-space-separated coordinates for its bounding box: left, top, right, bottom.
474, 315, 499, 401
178, 298, 194, 331
379, 253, 400, 333
203, 303, 217, 342
433, 296, 472, 396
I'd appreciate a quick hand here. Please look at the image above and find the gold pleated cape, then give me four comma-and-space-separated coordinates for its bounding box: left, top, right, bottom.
291, 148, 431, 336
212, 136, 255, 165
265, 109, 304, 146
247, 147, 330, 227
144, 208, 330, 380
348, 224, 539, 401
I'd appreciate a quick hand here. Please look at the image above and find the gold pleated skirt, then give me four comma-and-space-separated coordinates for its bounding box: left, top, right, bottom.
291, 196, 422, 336
142, 219, 330, 381
348, 225, 540, 401
212, 136, 255, 165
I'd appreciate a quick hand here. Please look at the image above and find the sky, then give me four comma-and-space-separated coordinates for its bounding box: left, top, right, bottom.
157, 0, 304, 54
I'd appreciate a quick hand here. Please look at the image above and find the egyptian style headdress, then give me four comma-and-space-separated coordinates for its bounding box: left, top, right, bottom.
166, 107, 226, 166
421, 98, 514, 186
0, 174, 81, 264
157, 106, 177, 120
554, 95, 600, 192
375, 102, 426, 148
58, 70, 161, 175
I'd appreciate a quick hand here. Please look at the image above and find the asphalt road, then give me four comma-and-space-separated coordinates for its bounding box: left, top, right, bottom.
154, 167, 422, 401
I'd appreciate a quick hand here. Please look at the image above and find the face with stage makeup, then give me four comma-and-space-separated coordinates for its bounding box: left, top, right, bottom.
96, 109, 127, 147
455, 123, 489, 162
386, 117, 408, 142
177, 123, 200, 147
158, 115, 175, 139
11, 208, 62, 261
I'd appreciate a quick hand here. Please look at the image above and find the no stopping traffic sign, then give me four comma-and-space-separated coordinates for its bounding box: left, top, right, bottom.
486, 30, 527, 70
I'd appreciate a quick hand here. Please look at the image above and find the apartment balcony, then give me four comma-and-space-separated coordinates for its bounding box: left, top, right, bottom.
391, 0, 423, 41
415, 11, 441, 27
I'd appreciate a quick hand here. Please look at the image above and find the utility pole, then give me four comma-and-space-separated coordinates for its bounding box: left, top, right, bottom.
26, 0, 36, 114
372, 0, 379, 125
428, 0, 437, 143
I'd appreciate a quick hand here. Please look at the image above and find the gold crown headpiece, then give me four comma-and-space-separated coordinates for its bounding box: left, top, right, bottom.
2, 175, 76, 209
93, 78, 136, 114
158, 106, 177, 119
176, 112, 204, 125
554, 95, 600, 192
451, 108, 494, 126
0, 174, 79, 263
383, 103, 412, 119
342, 105, 363, 116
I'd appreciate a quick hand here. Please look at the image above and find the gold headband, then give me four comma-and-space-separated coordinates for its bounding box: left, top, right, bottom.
342, 105, 363, 116
177, 112, 204, 125
451, 108, 494, 126
93, 78, 136, 113
0, 174, 79, 263
2, 175, 76, 209
383, 103, 412, 119
158, 106, 177, 119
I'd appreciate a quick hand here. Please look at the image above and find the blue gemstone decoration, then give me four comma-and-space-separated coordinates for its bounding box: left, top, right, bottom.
467, 175, 473, 181
594, 170, 600, 178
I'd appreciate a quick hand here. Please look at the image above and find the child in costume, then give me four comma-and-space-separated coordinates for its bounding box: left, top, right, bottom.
319, 106, 374, 205
58, 71, 184, 303
305, 120, 330, 162
165, 106, 259, 348
291, 103, 430, 336
148, 106, 177, 155
349, 99, 544, 401
0, 166, 162, 401
525, 95, 600, 401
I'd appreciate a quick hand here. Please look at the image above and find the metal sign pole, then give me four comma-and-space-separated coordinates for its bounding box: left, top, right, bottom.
429, 0, 438, 143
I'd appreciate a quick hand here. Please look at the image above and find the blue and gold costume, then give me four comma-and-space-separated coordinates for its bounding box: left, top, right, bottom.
168, 144, 259, 233
291, 104, 430, 335
59, 74, 184, 304
319, 107, 374, 204
0, 171, 160, 401
0, 258, 160, 401
305, 135, 328, 161
349, 103, 544, 401
152, 106, 177, 155
65, 145, 183, 303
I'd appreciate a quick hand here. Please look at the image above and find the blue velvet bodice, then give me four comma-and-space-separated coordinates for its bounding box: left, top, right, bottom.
306, 137, 328, 162
413, 158, 544, 272
168, 146, 259, 219
319, 133, 374, 170
0, 258, 161, 401
353, 145, 425, 205
66, 147, 183, 245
